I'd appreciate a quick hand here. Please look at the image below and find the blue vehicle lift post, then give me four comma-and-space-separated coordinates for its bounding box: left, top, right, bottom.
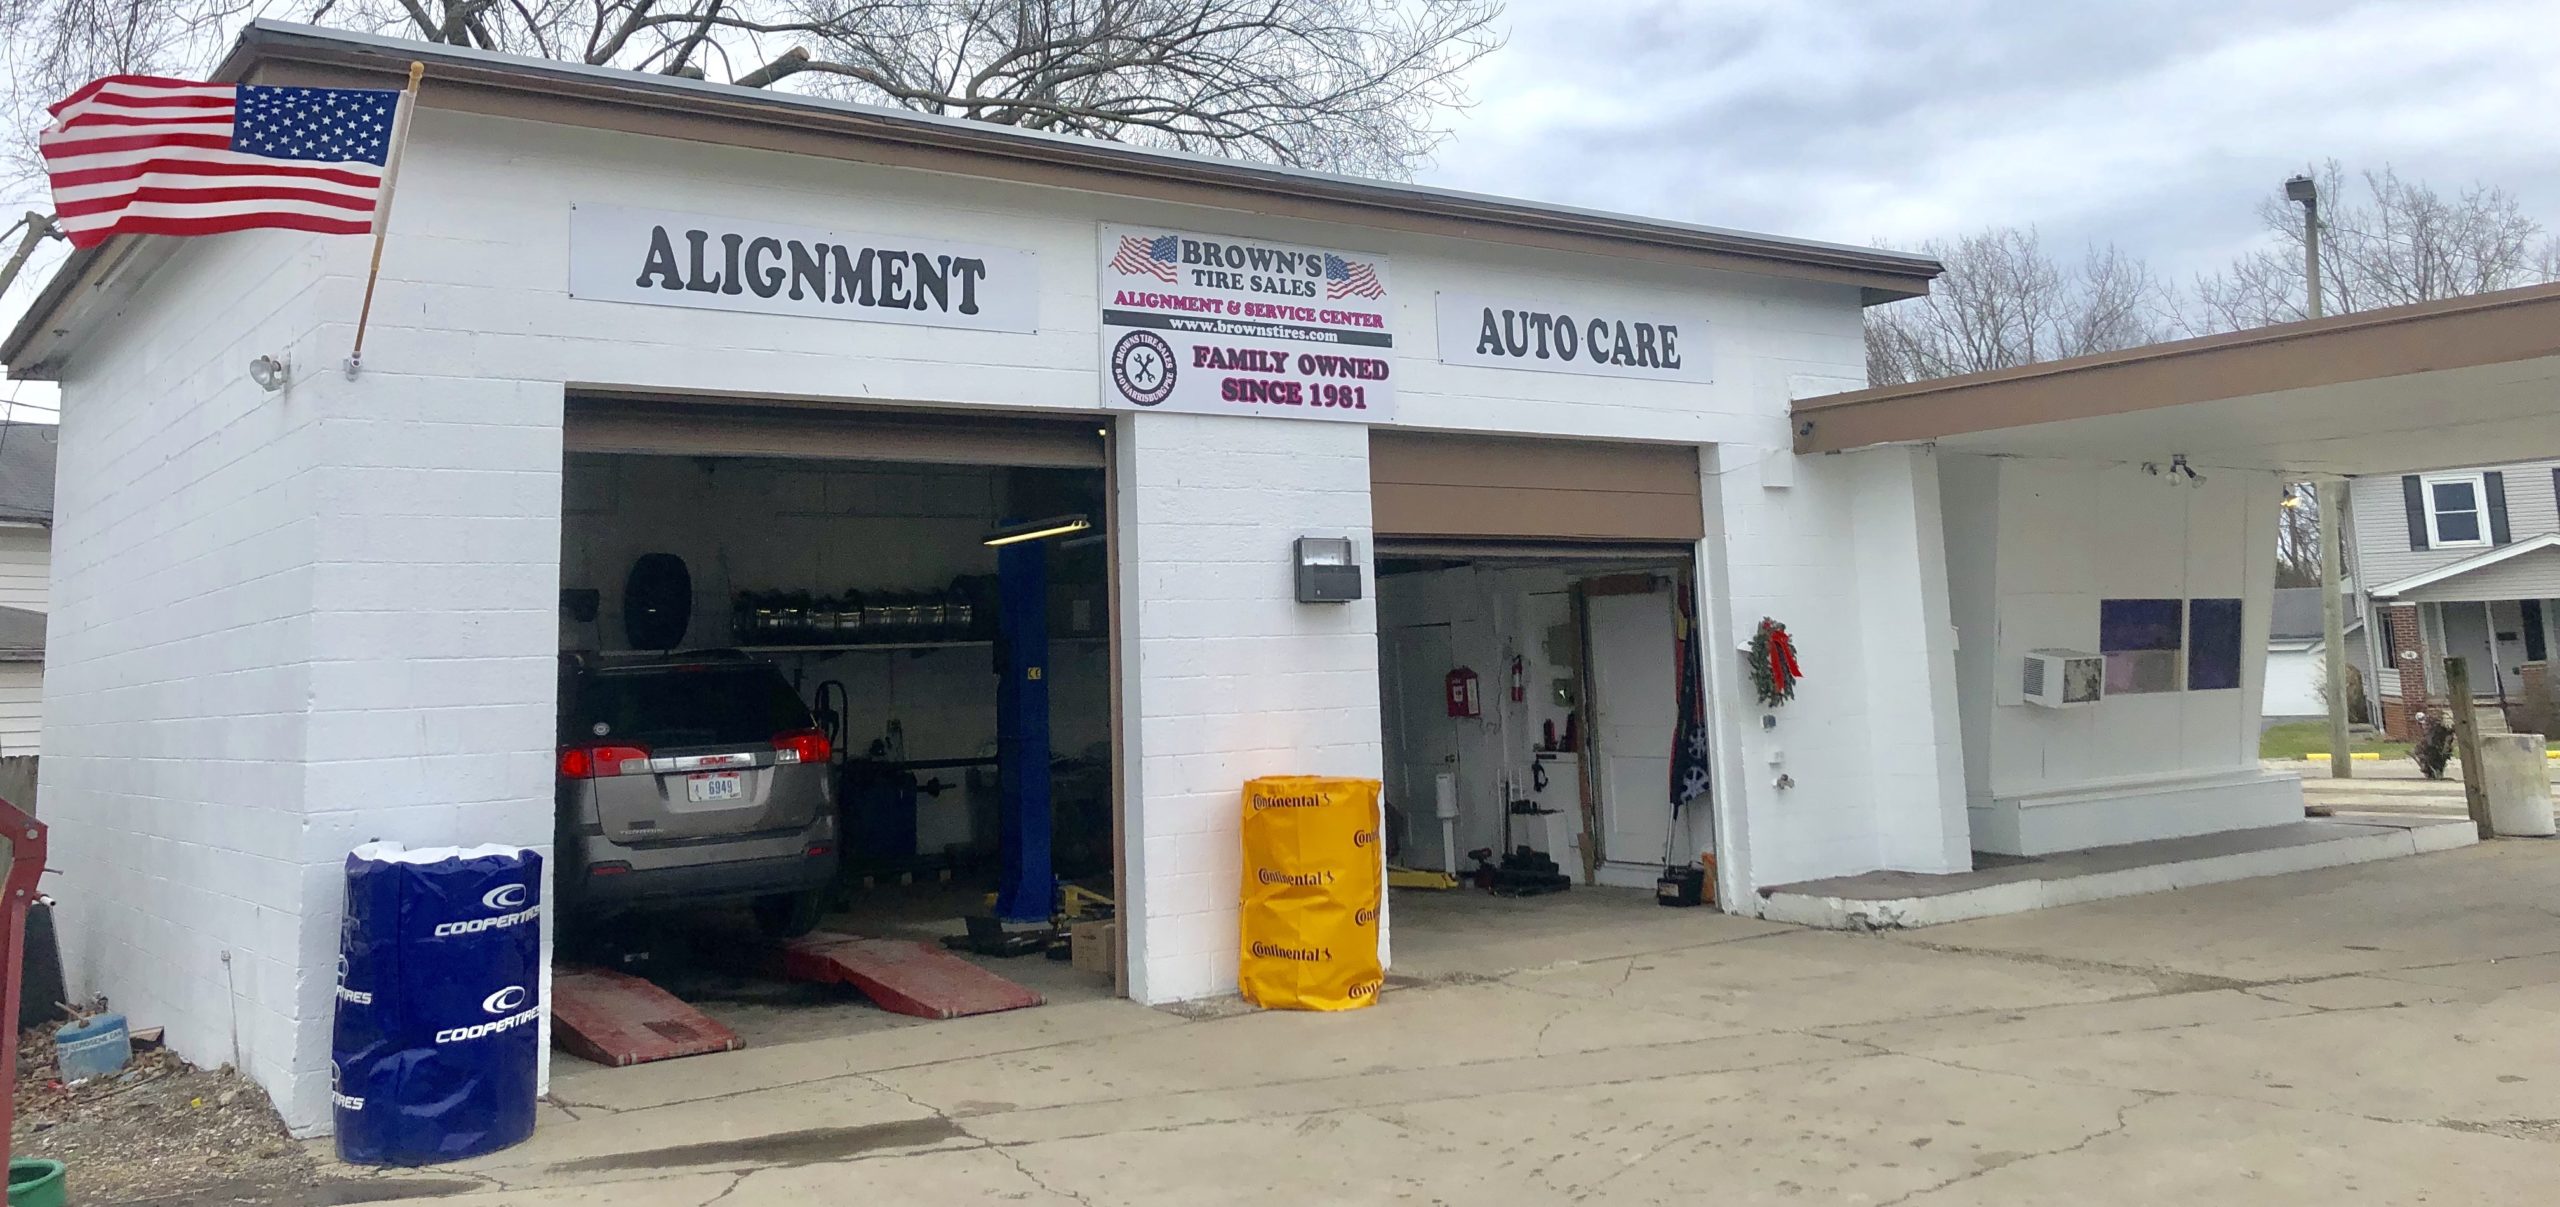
993, 539, 1054, 924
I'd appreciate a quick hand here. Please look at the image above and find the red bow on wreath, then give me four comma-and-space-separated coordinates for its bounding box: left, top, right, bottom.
1749, 618, 1802, 707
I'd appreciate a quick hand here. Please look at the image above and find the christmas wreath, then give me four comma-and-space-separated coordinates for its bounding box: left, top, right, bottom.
1748, 617, 1802, 707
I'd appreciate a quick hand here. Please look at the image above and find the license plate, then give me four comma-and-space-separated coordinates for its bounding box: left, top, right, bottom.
686, 772, 743, 803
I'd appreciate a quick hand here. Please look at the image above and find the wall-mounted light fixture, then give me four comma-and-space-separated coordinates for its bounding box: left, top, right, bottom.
1294, 536, 1362, 603
248, 354, 289, 392
983, 514, 1091, 547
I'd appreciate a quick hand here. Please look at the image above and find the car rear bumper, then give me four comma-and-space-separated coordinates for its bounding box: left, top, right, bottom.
571, 846, 837, 911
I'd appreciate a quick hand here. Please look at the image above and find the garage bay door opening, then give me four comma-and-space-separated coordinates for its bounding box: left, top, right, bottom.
552, 398, 1118, 1064
1367, 431, 1720, 976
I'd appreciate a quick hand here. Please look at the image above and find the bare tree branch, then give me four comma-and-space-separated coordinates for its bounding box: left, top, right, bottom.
1862, 227, 2175, 387
0, 0, 1504, 178
2189, 161, 2557, 331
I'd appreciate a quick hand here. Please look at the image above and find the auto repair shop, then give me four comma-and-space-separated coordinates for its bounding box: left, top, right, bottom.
12, 22, 2434, 1139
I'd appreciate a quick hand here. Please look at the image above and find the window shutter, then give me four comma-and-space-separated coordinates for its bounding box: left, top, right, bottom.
2402, 475, 2428, 550
2486, 471, 2511, 545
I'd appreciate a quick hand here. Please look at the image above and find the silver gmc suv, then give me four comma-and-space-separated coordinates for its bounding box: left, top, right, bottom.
556, 653, 838, 938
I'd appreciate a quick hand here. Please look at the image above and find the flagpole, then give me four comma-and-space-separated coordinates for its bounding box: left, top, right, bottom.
344, 60, 425, 380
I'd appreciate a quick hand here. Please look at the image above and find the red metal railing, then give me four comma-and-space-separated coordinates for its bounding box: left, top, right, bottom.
0, 797, 47, 1168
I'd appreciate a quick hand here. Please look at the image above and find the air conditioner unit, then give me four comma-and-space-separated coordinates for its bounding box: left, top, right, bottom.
2022, 649, 2104, 708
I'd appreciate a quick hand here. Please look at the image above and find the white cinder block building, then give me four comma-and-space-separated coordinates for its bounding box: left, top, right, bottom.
21, 23, 2552, 1136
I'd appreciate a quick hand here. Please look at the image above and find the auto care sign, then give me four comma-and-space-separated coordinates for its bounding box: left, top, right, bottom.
1434, 292, 1711, 384
1098, 225, 1395, 422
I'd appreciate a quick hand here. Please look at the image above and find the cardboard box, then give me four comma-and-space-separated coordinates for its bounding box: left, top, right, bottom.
1071, 919, 1116, 976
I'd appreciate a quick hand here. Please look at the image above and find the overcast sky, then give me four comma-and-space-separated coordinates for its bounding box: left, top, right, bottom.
7, 0, 2560, 421
1423, 0, 2560, 279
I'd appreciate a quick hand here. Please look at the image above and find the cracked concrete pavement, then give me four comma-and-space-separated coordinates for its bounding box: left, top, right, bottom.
319, 840, 2560, 1205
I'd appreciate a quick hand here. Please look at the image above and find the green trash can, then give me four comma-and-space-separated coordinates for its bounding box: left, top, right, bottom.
7, 1159, 66, 1207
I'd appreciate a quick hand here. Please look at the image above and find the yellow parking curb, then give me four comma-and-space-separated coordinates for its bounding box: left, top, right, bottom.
2296, 752, 2383, 761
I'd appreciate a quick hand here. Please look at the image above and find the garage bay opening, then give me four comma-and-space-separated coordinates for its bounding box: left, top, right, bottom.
1365, 430, 1717, 976
550, 398, 1116, 1066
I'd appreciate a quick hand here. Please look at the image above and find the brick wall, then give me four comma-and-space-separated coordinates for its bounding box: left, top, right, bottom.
2380, 602, 2429, 738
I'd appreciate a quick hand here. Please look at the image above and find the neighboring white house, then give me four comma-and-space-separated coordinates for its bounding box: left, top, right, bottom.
0, 422, 55, 755
2348, 460, 2560, 736
2261, 585, 2367, 723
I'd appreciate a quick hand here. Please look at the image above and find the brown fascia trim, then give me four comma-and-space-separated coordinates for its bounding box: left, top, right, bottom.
1791, 281, 2560, 455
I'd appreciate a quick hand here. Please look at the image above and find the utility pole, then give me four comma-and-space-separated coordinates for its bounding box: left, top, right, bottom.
0, 213, 56, 301
2288, 174, 2352, 780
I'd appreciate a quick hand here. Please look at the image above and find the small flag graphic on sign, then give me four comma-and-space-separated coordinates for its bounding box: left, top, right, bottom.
1111, 234, 1181, 283
1325, 253, 1383, 300
41, 76, 404, 248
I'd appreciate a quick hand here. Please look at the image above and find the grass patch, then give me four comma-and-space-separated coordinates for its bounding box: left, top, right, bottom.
2259, 720, 2411, 761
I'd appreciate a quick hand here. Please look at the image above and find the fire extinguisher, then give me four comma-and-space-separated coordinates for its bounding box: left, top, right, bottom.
1509, 655, 1526, 703
1445, 667, 1481, 718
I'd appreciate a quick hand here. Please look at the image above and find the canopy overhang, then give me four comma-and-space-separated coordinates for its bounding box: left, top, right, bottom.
1794, 283, 2560, 476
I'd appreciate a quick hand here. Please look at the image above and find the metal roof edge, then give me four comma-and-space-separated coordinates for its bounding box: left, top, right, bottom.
9, 21, 1943, 375
221, 22, 1941, 287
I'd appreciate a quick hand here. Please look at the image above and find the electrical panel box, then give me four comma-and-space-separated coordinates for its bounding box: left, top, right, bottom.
2022, 649, 2104, 709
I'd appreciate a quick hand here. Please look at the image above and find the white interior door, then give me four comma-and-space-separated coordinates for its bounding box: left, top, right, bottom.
1379, 623, 1459, 864
1587, 586, 1678, 871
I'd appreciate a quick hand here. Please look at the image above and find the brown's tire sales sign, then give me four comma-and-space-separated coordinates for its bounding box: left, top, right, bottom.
1098, 224, 1396, 423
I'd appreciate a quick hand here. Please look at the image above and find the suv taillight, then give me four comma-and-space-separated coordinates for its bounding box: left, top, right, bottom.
560, 742, 652, 779
773, 728, 831, 765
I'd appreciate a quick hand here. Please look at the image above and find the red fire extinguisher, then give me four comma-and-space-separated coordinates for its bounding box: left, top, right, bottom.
1445, 667, 1481, 718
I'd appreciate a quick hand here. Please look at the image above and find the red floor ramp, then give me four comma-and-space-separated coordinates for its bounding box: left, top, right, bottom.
552, 966, 745, 1067
778, 932, 1044, 1020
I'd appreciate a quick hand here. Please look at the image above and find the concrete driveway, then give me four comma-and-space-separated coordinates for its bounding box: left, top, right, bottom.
337, 841, 2560, 1206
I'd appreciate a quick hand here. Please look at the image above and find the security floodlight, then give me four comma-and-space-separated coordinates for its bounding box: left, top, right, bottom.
2284, 175, 2317, 206
248, 355, 289, 392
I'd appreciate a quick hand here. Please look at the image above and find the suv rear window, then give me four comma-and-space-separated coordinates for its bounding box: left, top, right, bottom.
566, 664, 813, 749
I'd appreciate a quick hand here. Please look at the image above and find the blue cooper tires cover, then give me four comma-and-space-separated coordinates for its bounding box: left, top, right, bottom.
333, 841, 543, 1165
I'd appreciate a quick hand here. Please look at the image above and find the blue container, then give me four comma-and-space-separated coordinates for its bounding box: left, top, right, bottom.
333, 842, 544, 1166
53, 1012, 129, 1083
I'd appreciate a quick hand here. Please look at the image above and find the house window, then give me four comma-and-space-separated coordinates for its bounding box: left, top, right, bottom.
2423, 473, 2488, 547
2100, 598, 2183, 694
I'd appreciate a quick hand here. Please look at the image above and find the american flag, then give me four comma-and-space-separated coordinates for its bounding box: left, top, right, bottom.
41, 76, 403, 249
1111, 234, 1180, 283
1325, 253, 1383, 300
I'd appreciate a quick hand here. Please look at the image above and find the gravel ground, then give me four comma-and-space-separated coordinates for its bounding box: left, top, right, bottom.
11, 1022, 334, 1206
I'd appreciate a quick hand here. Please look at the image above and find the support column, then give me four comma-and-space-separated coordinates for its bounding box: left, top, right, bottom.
994, 540, 1054, 923
1114, 413, 1379, 1004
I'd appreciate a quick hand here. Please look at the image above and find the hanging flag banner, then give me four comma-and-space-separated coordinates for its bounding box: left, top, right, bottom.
1097, 225, 1395, 422
40, 74, 412, 248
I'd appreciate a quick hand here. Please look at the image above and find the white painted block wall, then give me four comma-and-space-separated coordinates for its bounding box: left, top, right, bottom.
1938, 454, 2299, 855
1701, 443, 1972, 890
1115, 412, 1382, 1004
40, 227, 337, 1125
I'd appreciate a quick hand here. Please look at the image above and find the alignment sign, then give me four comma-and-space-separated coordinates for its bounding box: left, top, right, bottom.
1097, 225, 1395, 422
